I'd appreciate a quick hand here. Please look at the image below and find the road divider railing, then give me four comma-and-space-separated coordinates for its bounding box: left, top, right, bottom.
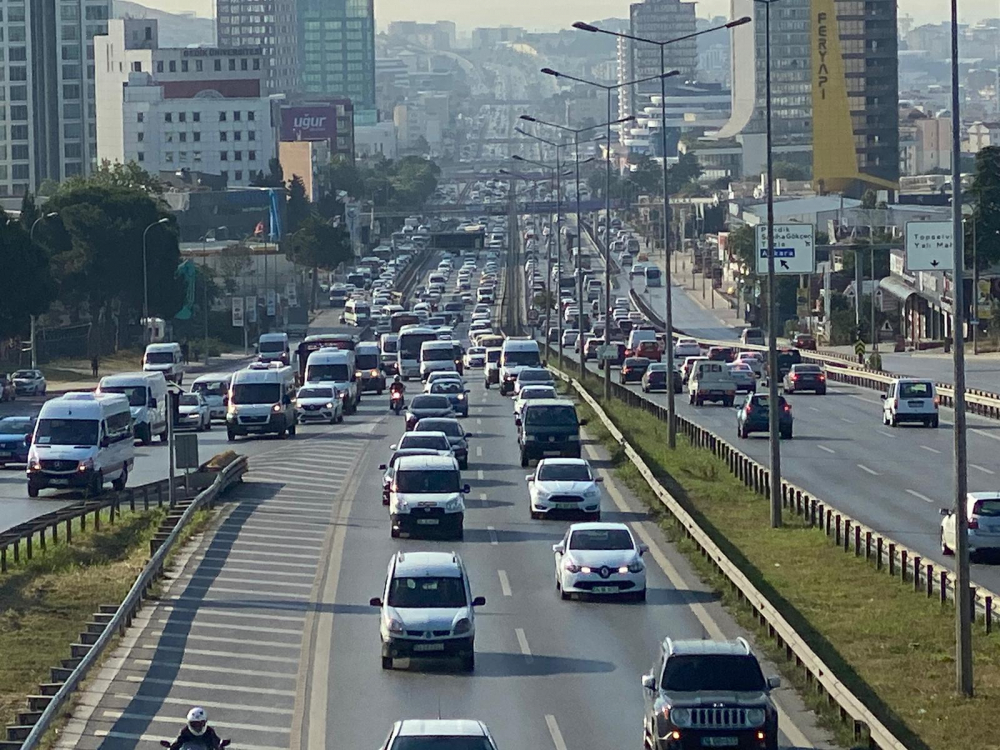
550, 363, 910, 750
628, 287, 1000, 421
8, 452, 247, 750
0, 475, 198, 575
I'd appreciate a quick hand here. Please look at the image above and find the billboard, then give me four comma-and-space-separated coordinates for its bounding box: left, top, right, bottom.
280, 105, 338, 141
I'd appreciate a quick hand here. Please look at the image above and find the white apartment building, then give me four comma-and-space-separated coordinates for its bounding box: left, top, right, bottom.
95, 19, 275, 187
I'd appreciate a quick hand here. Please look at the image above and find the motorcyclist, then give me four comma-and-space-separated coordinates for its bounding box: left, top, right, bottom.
389, 375, 405, 396
166, 707, 224, 749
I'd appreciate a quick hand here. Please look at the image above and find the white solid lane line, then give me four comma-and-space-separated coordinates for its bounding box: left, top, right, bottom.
498, 569, 512, 596
124, 674, 295, 697
817, 445, 835, 454
920, 445, 942, 454
857, 463, 879, 476
906, 489, 935, 503
972, 463, 996, 475
840, 417, 853, 424
515, 627, 533, 660
545, 715, 570, 750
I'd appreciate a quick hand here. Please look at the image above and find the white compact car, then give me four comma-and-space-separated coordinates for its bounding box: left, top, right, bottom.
369, 551, 485, 671
294, 384, 344, 424
552, 522, 647, 601
177, 392, 211, 431
941, 492, 1000, 560
527, 458, 602, 520
882, 378, 938, 428
674, 337, 702, 358
388, 454, 469, 539
513, 385, 558, 420
464, 346, 487, 369
380, 721, 499, 750
11, 369, 46, 396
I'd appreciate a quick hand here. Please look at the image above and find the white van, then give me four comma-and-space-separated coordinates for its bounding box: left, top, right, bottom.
226, 364, 297, 441
27, 392, 134, 497
257, 332, 291, 365
143, 342, 184, 384
355, 342, 386, 393
97, 371, 168, 445
499, 339, 542, 396
420, 340, 458, 381
304, 348, 360, 413
191, 372, 235, 421
344, 298, 372, 327
882, 378, 938, 428
688, 360, 737, 407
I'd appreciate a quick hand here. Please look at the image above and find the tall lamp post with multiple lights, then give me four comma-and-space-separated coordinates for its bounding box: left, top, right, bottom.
28, 212, 59, 368
571, 16, 751, 447
539, 67, 680, 399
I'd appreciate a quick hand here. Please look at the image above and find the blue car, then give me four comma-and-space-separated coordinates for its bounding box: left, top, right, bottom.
429, 380, 469, 417
0, 416, 36, 467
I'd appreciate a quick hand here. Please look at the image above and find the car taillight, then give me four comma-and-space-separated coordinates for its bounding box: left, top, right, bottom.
933, 396, 940, 407
745, 406, 752, 415
818, 375, 825, 380
791, 374, 799, 380
893, 399, 899, 410
969, 518, 980, 530
783, 404, 791, 412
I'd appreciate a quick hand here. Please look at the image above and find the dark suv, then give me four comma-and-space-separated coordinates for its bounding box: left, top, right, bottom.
641, 638, 780, 750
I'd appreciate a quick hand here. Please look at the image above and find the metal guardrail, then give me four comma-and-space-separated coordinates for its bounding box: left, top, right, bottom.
18, 454, 249, 750
0, 477, 189, 574
551, 364, 910, 750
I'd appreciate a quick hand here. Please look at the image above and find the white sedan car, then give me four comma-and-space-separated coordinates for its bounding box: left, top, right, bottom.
464, 346, 487, 369
513, 384, 558, 420
178, 392, 211, 431
941, 492, 1000, 560
11, 369, 46, 396
674, 337, 702, 358
553, 522, 647, 601
527, 458, 602, 519
295, 384, 344, 424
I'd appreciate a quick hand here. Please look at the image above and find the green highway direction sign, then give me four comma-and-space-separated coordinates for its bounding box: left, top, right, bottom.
755, 224, 816, 275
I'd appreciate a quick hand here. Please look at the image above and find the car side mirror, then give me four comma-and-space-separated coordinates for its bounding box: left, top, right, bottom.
369, 597, 383, 607
880, 394, 887, 400
160, 742, 171, 748
390, 444, 397, 451
461, 483, 471, 494
638, 543, 649, 556
940, 508, 952, 516
526, 474, 534, 482
552, 543, 565, 555
221, 741, 231, 749
471, 596, 486, 607
465, 432, 473, 438
379, 463, 387, 471
579, 418, 588, 426
767, 675, 781, 689
594, 476, 604, 483
148, 398, 157, 408
222, 396, 229, 406
641, 673, 656, 691
514, 418, 522, 427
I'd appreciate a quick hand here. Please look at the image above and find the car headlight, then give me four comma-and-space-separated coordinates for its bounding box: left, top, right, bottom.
669, 708, 692, 728
29, 459, 41, 471
445, 497, 464, 511
325, 402, 335, 408
77, 459, 93, 472
627, 558, 644, 573
272, 403, 282, 412
745, 709, 766, 727
453, 617, 472, 635
457, 394, 465, 400
585, 485, 601, 497
534, 488, 551, 502
387, 617, 405, 634
564, 559, 581, 573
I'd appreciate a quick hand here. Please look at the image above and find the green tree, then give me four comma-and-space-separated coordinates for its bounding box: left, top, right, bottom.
628, 155, 661, 195
669, 152, 703, 186
773, 161, 810, 181
286, 175, 310, 233
62, 160, 164, 195
967, 145, 1000, 269
322, 156, 365, 199
0, 214, 57, 337
19, 192, 39, 232
284, 216, 353, 309
251, 158, 284, 188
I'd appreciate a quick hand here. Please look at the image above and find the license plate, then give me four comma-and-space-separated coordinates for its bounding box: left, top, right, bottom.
549, 436, 558, 442
592, 586, 618, 594
247, 426, 264, 432
701, 738, 738, 747
907, 400, 924, 407
412, 642, 446, 652
416, 518, 440, 525
0, 451, 11, 458
554, 503, 578, 510
50, 479, 69, 486
543, 450, 561, 457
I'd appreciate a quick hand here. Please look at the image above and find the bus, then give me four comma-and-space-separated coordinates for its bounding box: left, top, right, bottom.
295, 334, 359, 382
390, 311, 421, 333
397, 326, 440, 380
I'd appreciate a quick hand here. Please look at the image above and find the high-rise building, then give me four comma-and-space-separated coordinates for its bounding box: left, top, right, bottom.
624, 0, 698, 115
717, 0, 899, 195
216, 0, 298, 95
299, 0, 375, 109
95, 19, 276, 188
0, 0, 111, 196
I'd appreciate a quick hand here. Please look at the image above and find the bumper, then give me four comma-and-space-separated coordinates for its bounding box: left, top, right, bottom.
227, 414, 289, 436
562, 569, 645, 595
532, 496, 600, 516
391, 511, 464, 536
297, 408, 338, 422
28, 469, 94, 490
693, 391, 735, 403
521, 439, 581, 460
889, 411, 936, 423
486, 369, 500, 384
654, 729, 773, 750
967, 531, 1000, 553
382, 634, 474, 659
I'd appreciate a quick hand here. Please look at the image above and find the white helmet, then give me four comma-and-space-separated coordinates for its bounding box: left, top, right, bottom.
187, 707, 208, 736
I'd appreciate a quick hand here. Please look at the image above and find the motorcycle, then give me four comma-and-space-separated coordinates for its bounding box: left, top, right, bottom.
389, 390, 405, 414
159, 740, 231, 749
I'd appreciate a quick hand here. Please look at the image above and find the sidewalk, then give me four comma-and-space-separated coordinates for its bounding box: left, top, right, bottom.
42, 351, 253, 392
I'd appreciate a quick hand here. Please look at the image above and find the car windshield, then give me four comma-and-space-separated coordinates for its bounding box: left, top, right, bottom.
795, 365, 822, 373
973, 499, 1000, 517
899, 382, 933, 398
518, 370, 551, 383
423, 348, 453, 362
520, 387, 556, 400
13, 370, 36, 379
660, 654, 766, 692
356, 353, 379, 369
400, 435, 449, 450
145, 351, 174, 364
0, 417, 33, 434
34, 418, 99, 446
568, 528, 634, 550
505, 351, 541, 366
538, 464, 591, 482
231, 383, 280, 404
193, 380, 228, 396
298, 388, 334, 399
100, 385, 147, 407
468, 348, 485, 356
382, 339, 399, 354
387, 576, 467, 609
431, 381, 463, 394
416, 420, 462, 437
412, 396, 451, 410
259, 340, 284, 353
308, 364, 350, 382
391, 739, 492, 750
179, 394, 199, 406
395, 469, 460, 493
524, 405, 577, 427
486, 351, 501, 363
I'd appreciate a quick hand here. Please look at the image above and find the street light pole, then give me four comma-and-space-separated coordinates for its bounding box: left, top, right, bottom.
28, 212, 58, 369
142, 218, 170, 344
949, 0, 972, 698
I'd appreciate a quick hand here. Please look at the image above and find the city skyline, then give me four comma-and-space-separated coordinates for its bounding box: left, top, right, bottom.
132, 0, 996, 30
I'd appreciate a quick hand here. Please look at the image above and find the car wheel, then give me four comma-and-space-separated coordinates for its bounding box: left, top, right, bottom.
112, 464, 128, 492
390, 527, 400, 539
460, 653, 475, 672
459, 458, 468, 470
531, 510, 542, 520
633, 588, 647, 603
27, 482, 39, 498
889, 414, 897, 427
227, 430, 236, 442
781, 428, 793, 440
520, 450, 529, 468
288, 421, 297, 437
817, 388, 826, 395
88, 471, 103, 498
381, 656, 393, 670
560, 587, 570, 601
931, 417, 940, 428
137, 424, 151, 445
204, 417, 211, 431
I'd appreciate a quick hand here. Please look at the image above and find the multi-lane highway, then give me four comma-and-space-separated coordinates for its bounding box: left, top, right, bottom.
563, 221, 1000, 596
55, 258, 833, 750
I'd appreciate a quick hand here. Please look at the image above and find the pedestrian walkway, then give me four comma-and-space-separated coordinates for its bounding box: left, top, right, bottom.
44, 351, 252, 393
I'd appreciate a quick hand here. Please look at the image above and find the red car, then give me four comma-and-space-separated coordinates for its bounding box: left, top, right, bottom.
792, 333, 817, 350
634, 340, 662, 362
707, 346, 735, 363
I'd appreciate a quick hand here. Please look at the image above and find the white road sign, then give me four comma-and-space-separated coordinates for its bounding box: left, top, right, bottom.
231, 296, 244, 328
245, 295, 257, 324
905, 222, 954, 272
755, 224, 816, 275
266, 289, 276, 317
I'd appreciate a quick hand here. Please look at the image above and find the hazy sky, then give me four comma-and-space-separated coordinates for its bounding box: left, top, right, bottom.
133, 0, 995, 29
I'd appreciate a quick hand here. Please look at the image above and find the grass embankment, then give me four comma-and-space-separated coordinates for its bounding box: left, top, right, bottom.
565, 371, 1000, 750
0, 504, 211, 731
